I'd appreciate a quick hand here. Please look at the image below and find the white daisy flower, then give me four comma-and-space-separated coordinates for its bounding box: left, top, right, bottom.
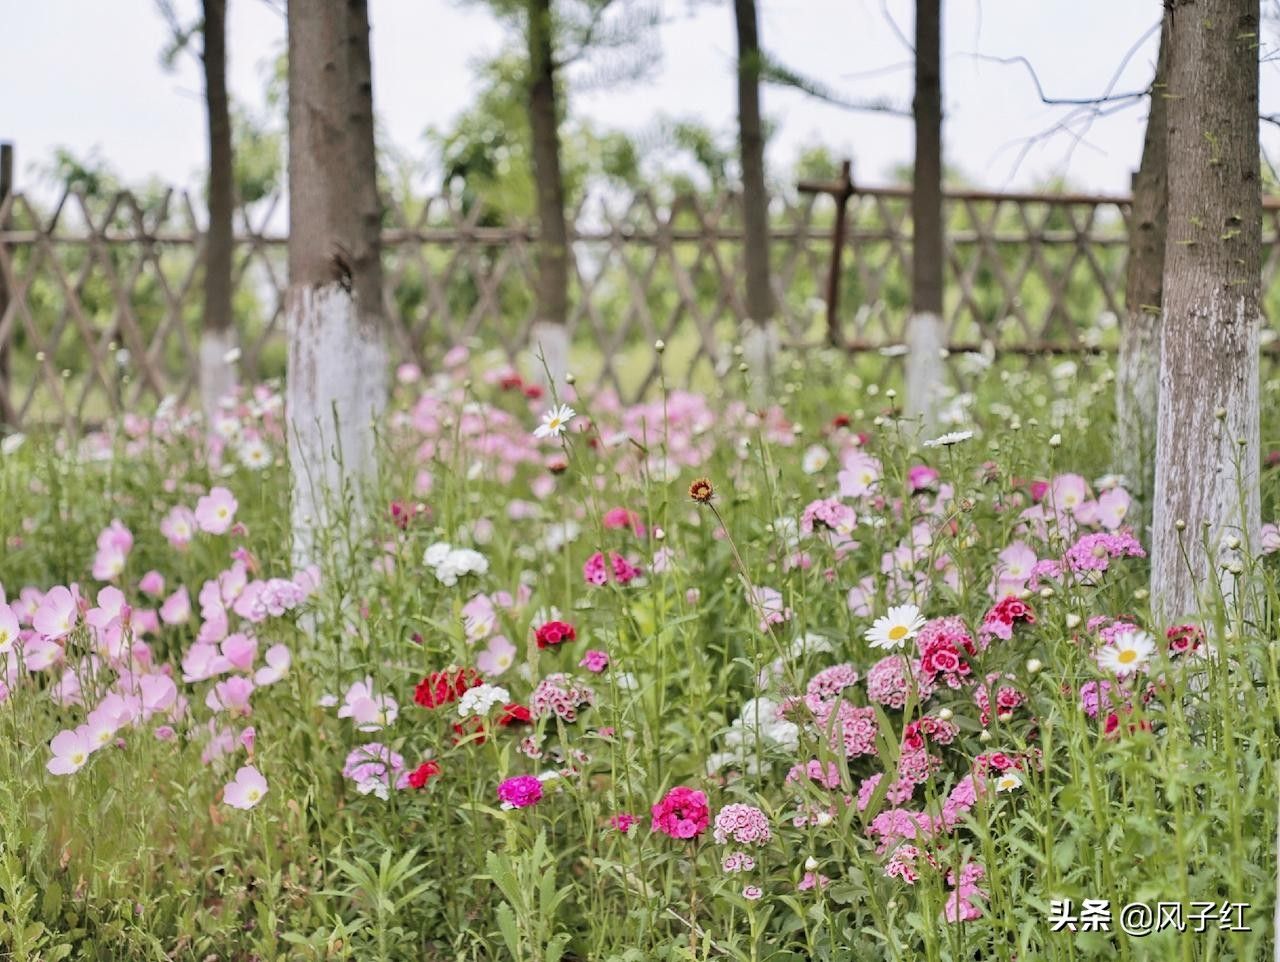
534, 404, 576, 439
801, 445, 830, 475
1096, 629, 1156, 678
864, 603, 927, 650
922, 430, 974, 448
995, 770, 1023, 793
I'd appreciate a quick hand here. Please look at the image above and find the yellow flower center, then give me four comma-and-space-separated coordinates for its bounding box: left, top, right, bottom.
1117, 649, 1138, 664
888, 625, 908, 641
71, 752, 85, 766
246, 789, 260, 802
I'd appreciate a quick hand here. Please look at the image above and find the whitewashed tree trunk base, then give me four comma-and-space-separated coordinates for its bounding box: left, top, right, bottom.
1115, 308, 1160, 537
530, 320, 569, 393
286, 283, 387, 571
1151, 293, 1259, 622
904, 311, 946, 434
199, 329, 238, 425
741, 322, 777, 407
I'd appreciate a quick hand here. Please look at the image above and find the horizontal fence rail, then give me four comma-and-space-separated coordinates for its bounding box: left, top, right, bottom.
5, 183, 1280, 428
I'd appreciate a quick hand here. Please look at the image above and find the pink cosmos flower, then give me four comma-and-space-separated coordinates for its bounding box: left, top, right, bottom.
651, 786, 710, 839
159, 587, 192, 626
206, 675, 255, 716
497, 774, 543, 809
223, 765, 268, 809
195, 487, 238, 535
0, 602, 20, 654
160, 505, 197, 549
338, 677, 398, 731
91, 520, 133, 581
183, 642, 232, 682
477, 635, 518, 676
221, 633, 258, 671
254, 644, 291, 685
48, 727, 94, 775
838, 450, 882, 498
138, 571, 166, 598
24, 637, 65, 671
33, 586, 77, 641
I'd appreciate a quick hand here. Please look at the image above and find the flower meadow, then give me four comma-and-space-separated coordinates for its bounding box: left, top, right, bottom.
0, 349, 1278, 961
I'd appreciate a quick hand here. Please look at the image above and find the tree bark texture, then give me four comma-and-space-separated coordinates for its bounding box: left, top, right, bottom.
527, 0, 570, 387
1151, 0, 1261, 622
734, 0, 774, 330
201, 0, 237, 420
285, 0, 388, 568
1116, 12, 1170, 536
905, 0, 945, 433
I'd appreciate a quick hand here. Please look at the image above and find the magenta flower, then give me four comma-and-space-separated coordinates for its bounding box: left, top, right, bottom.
578, 650, 609, 673
651, 786, 710, 839
497, 775, 544, 809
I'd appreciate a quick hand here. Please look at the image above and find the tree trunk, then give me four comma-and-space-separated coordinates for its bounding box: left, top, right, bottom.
201, 0, 237, 422
526, 0, 570, 389
1151, 0, 1261, 622
285, 0, 387, 569
1116, 12, 1170, 537
734, 0, 775, 398
904, 0, 945, 433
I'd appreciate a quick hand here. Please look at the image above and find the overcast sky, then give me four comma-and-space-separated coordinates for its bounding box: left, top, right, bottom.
4, 1, 1280, 202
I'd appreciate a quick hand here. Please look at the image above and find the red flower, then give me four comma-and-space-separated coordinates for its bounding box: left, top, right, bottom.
498, 703, 533, 726
535, 620, 577, 649
407, 760, 441, 789
414, 667, 482, 710
1165, 623, 1204, 656
523, 384, 544, 400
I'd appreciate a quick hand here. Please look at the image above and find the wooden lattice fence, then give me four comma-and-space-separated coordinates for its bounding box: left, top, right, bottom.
4, 183, 1280, 429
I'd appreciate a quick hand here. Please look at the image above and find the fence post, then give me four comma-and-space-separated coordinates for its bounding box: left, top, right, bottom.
0, 142, 13, 428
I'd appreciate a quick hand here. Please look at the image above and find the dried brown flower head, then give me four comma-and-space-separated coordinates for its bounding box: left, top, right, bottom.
689, 478, 714, 503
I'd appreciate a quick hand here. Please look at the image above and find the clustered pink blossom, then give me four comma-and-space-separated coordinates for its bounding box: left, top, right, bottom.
530, 673, 595, 722
973, 673, 1026, 726
805, 663, 860, 705
497, 775, 544, 809
800, 498, 857, 535
582, 551, 643, 586
1064, 530, 1145, 574
866, 654, 936, 710
712, 803, 772, 846
651, 786, 710, 839
785, 759, 842, 790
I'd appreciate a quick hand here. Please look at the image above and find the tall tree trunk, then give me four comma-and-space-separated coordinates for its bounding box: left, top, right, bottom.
1116, 13, 1170, 539
285, 0, 387, 569
527, 0, 570, 389
201, 0, 236, 421
1151, 0, 1261, 622
734, 0, 776, 399
905, 0, 945, 433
